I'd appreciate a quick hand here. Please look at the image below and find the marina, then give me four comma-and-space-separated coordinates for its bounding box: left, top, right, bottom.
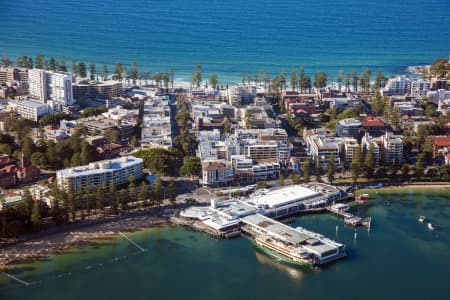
326, 204, 372, 228
180, 183, 354, 266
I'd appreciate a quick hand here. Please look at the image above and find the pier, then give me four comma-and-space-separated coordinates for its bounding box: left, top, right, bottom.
1, 271, 31, 286
118, 231, 145, 252
326, 204, 371, 228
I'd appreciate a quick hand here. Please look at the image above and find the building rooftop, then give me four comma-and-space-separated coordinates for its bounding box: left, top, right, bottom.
57, 156, 142, 177
247, 185, 320, 208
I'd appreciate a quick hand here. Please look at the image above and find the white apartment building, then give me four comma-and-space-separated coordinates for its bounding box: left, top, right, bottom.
28, 69, 73, 105
382, 76, 412, 96
343, 138, 359, 166
28, 69, 47, 101
411, 79, 430, 97
361, 133, 380, 167
306, 136, 343, 169
10, 99, 48, 121
56, 156, 144, 192
381, 132, 403, 165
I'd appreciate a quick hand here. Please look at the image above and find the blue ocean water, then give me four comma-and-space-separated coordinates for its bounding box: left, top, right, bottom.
2, 0, 450, 82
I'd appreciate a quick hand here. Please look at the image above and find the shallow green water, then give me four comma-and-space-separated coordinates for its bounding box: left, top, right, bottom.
1, 189, 449, 300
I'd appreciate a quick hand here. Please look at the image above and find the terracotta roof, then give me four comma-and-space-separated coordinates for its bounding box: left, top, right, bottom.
361, 116, 385, 127
433, 136, 450, 147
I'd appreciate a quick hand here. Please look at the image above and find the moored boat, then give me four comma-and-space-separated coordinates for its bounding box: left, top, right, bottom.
418, 215, 426, 223
253, 236, 313, 266
427, 222, 435, 231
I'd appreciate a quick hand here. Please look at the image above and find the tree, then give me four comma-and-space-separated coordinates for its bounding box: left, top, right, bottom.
151, 179, 164, 205
128, 175, 136, 198
223, 117, 232, 134
193, 65, 202, 88
277, 176, 285, 186
59, 56, 67, 72
351, 69, 359, 92
351, 147, 362, 183
35, 54, 45, 69
78, 61, 87, 78
430, 58, 449, 77
372, 91, 385, 115
89, 63, 96, 80
336, 70, 343, 91
130, 136, 138, 148
290, 67, 297, 91
327, 154, 335, 183
298, 65, 305, 93
401, 164, 411, 182
104, 128, 120, 143
114, 62, 123, 80
118, 189, 128, 210
301, 76, 312, 93
180, 156, 201, 177
21, 137, 36, 160
364, 144, 375, 178
314, 72, 327, 89
345, 73, 351, 92
95, 185, 105, 215
360, 68, 372, 94
71, 60, 78, 75
170, 68, 174, 88
137, 181, 148, 207
415, 154, 424, 179
302, 158, 310, 183
209, 74, 218, 90
167, 180, 177, 204
31, 200, 42, 231
162, 72, 169, 88
374, 70, 387, 89
101, 64, 108, 81
129, 61, 139, 84
315, 155, 322, 182
49, 57, 57, 71
1, 51, 12, 66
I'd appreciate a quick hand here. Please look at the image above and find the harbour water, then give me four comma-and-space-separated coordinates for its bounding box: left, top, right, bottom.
3, 0, 450, 82
1, 188, 449, 299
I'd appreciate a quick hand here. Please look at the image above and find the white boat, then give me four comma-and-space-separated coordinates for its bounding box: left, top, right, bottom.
418, 216, 426, 223
427, 222, 435, 231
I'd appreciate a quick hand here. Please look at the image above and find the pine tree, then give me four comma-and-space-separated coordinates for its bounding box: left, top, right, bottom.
31, 201, 41, 231
302, 158, 310, 183
167, 180, 177, 204
364, 144, 375, 178
327, 154, 335, 183
351, 147, 362, 184
138, 181, 148, 207
290, 67, 297, 91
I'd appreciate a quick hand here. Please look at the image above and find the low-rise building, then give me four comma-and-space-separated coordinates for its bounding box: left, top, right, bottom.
201, 160, 228, 186
9, 99, 48, 121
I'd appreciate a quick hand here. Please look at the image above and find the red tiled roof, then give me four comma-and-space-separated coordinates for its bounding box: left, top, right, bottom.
433, 136, 450, 147
361, 116, 385, 127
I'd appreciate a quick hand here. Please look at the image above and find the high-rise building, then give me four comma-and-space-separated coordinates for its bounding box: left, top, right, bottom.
382, 76, 412, 96
28, 69, 73, 105
411, 79, 430, 97
380, 132, 403, 165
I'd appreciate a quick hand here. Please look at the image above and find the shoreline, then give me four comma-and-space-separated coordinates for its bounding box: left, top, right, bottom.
0, 214, 169, 268
356, 183, 450, 193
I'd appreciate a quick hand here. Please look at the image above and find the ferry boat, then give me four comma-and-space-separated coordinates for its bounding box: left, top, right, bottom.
428, 222, 435, 231
418, 215, 426, 223
253, 236, 313, 266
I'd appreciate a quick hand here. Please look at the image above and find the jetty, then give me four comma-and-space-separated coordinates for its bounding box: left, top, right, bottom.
1, 271, 31, 286
180, 183, 350, 266
326, 204, 371, 228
